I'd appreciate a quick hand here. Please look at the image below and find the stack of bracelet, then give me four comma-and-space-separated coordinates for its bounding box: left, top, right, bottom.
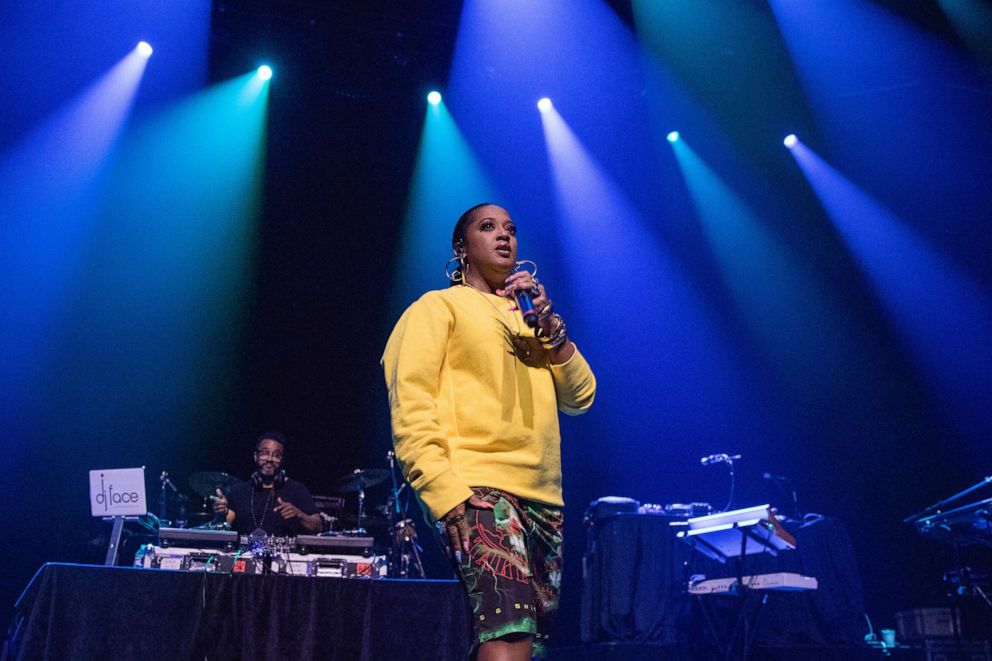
536, 300, 568, 349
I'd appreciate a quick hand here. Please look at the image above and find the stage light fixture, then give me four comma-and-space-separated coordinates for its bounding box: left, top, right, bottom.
136, 41, 153, 57
427, 91, 442, 105
667, 131, 680, 143
784, 134, 798, 148
257, 65, 273, 81
537, 97, 552, 112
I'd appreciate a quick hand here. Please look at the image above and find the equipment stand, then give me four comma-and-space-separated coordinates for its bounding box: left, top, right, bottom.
904, 475, 992, 524
104, 516, 126, 566
385, 451, 425, 578
356, 485, 366, 533
680, 506, 799, 660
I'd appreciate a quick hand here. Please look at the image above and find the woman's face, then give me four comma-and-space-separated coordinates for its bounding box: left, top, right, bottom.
459, 205, 518, 278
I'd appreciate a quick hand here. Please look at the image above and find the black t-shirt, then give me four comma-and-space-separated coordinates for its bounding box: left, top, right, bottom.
225, 477, 317, 536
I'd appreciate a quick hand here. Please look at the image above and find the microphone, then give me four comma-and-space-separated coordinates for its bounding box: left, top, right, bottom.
762, 472, 789, 482
516, 290, 538, 328
700, 453, 740, 466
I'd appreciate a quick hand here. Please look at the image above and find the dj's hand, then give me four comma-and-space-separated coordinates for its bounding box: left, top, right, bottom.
274, 497, 304, 520
211, 488, 229, 514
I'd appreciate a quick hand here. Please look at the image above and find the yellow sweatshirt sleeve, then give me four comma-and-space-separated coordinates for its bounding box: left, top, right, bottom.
382, 293, 474, 521
550, 344, 597, 416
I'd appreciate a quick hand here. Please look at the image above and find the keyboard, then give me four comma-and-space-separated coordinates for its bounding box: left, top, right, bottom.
689, 572, 818, 595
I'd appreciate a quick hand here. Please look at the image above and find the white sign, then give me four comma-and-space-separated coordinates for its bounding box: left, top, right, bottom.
89, 467, 147, 517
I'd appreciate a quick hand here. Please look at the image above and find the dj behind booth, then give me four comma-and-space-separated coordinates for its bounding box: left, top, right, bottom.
3, 434, 469, 660
212, 432, 323, 536
131, 431, 388, 579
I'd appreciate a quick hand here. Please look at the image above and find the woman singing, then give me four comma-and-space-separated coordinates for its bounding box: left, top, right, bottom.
382, 203, 596, 660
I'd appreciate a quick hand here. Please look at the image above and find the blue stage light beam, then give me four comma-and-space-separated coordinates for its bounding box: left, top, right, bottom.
789, 140, 992, 440
445, 0, 654, 222
766, 0, 977, 149
539, 103, 781, 477
0, 45, 150, 416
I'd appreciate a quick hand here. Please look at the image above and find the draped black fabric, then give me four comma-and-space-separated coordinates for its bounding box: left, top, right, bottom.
581, 515, 865, 646
580, 514, 692, 644
5, 563, 471, 661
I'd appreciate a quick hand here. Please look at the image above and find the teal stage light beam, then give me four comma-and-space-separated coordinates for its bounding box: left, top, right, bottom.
56, 70, 270, 435
632, 0, 807, 158
391, 98, 498, 312
668, 137, 855, 390
938, 0, 992, 69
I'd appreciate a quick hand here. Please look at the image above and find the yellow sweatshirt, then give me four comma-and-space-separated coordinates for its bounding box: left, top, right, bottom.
382, 285, 596, 521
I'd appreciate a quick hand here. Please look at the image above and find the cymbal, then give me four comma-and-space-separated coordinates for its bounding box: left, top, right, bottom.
188, 471, 239, 498
333, 468, 389, 493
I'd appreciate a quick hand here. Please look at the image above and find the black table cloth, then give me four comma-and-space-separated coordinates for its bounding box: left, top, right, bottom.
580, 515, 865, 647
5, 563, 471, 661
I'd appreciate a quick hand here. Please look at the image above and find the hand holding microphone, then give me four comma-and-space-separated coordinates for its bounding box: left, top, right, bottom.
501, 267, 573, 358
500, 269, 546, 328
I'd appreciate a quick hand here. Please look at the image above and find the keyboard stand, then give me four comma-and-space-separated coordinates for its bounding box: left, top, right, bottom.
678, 505, 801, 660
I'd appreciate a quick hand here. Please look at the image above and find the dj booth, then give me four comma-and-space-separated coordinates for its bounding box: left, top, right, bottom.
5, 563, 471, 661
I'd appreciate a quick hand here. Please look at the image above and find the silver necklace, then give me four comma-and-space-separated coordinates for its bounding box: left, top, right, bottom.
250, 486, 276, 536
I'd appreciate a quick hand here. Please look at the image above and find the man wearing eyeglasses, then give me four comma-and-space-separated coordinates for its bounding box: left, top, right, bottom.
212, 432, 322, 535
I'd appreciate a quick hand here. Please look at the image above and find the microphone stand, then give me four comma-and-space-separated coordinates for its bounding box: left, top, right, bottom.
785, 479, 801, 521
723, 457, 736, 514
701, 453, 740, 514
766, 475, 803, 520
386, 452, 401, 576
386, 450, 424, 578
159, 471, 169, 520
357, 485, 366, 534
387, 451, 401, 519
160, 471, 188, 527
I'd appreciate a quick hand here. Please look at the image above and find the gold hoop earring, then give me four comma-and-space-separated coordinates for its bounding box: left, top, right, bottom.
444, 255, 466, 283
